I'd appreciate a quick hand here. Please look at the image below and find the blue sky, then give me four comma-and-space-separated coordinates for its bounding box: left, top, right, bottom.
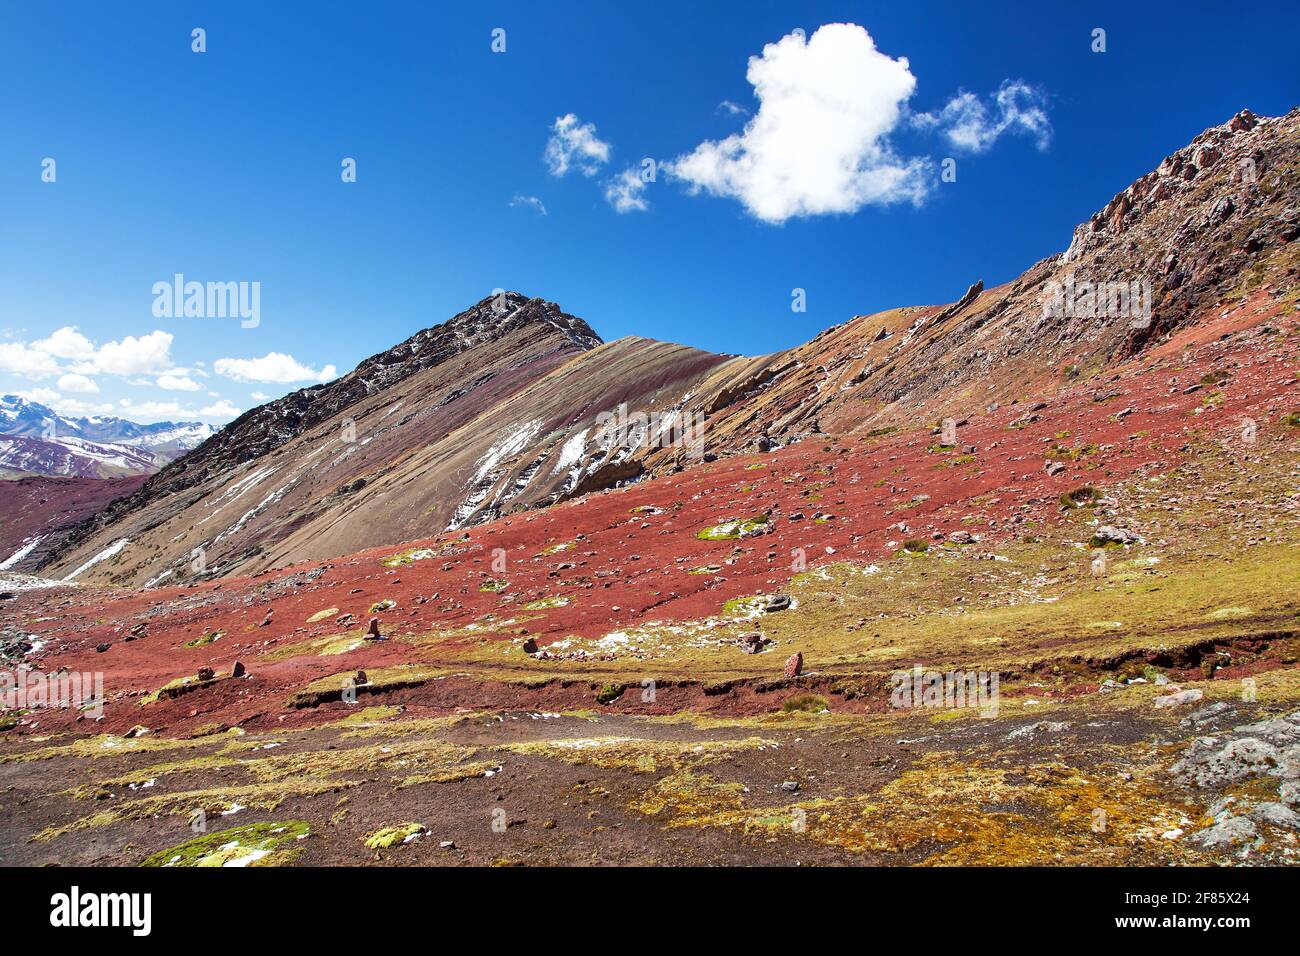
1, 1, 1297, 424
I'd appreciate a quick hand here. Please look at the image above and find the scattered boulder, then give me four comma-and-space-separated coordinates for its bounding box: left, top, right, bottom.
764, 595, 791, 613
230, 660, 247, 679
738, 633, 769, 654
522, 638, 539, 654
196, 667, 215, 682
784, 652, 803, 678
1153, 688, 1203, 708
1091, 525, 1138, 546
365, 617, 383, 640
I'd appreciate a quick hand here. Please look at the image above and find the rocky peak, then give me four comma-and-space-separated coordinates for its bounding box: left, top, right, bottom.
441, 292, 603, 351
41, 292, 603, 565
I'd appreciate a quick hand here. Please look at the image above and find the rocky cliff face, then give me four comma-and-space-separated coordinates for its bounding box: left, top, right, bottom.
36, 110, 1298, 587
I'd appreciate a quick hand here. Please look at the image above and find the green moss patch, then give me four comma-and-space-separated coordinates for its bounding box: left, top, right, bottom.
141, 820, 310, 867
184, 631, 223, 648
363, 822, 426, 849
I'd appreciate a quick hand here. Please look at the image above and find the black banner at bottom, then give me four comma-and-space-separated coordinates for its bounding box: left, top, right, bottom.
7, 865, 1278, 943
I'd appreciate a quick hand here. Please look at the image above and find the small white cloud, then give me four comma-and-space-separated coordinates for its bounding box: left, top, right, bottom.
250, 391, 269, 401
200, 400, 241, 420
668, 24, 927, 223
544, 113, 611, 177
604, 167, 650, 213
114, 399, 195, 423
56, 373, 99, 394
33, 326, 95, 360
717, 100, 750, 117
912, 80, 1051, 154
90, 330, 174, 375
214, 352, 337, 384
156, 373, 202, 392
509, 194, 547, 216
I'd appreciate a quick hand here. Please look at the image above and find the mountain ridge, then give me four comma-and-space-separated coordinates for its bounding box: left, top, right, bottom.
30, 107, 1300, 585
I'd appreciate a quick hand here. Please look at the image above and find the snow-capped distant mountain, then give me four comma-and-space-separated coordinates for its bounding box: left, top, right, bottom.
0, 434, 164, 478
0, 395, 216, 454
0, 395, 217, 478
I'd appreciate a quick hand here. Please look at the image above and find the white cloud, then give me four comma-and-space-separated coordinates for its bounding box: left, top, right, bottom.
3, 327, 176, 381
912, 80, 1050, 153
19, 389, 115, 418
89, 330, 174, 375
200, 400, 242, 420
214, 352, 338, 384
718, 100, 750, 117
509, 195, 548, 216
113, 399, 199, 423
33, 326, 95, 360
667, 24, 927, 223
604, 167, 650, 213
544, 113, 611, 177
250, 391, 269, 401
57, 373, 99, 393
156, 373, 202, 391
0, 342, 63, 379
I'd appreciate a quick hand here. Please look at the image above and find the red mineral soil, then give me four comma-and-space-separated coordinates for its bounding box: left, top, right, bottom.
5, 289, 1295, 737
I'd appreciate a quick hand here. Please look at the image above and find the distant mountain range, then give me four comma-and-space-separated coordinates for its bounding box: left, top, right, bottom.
0, 395, 216, 478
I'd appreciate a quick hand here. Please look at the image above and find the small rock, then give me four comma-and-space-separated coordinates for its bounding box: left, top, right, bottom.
365, 617, 383, 640
522, 638, 539, 654
95, 643, 111, 653
196, 667, 215, 681
1153, 689, 1204, 708
764, 595, 792, 613
230, 660, 246, 678
780, 781, 800, 793
1093, 525, 1138, 545
784, 652, 803, 678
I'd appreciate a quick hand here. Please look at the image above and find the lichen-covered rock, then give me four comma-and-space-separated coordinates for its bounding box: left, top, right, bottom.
1188, 816, 1259, 851
1153, 688, 1203, 708
1174, 736, 1279, 787
1247, 801, 1300, 829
